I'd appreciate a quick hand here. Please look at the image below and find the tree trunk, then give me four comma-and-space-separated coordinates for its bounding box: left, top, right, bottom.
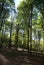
15, 24, 19, 50
27, 29, 29, 52
15, 30, 19, 50
9, 22, 12, 49
0, 2, 4, 48
30, 5, 33, 55
42, 17, 44, 46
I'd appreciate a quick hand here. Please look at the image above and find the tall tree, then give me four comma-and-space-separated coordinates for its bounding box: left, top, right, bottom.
0, 0, 15, 48
17, 0, 34, 52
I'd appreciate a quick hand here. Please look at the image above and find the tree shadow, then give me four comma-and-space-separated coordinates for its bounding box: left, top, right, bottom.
0, 48, 44, 65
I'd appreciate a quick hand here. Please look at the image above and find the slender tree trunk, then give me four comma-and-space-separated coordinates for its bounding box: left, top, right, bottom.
42, 17, 44, 46
30, 5, 33, 55
30, 27, 32, 51
0, 2, 4, 48
0, 22, 3, 48
22, 33, 25, 51
0, 19, 4, 48
16, 30, 18, 47
39, 39, 40, 51
27, 29, 29, 52
34, 28, 36, 50
9, 22, 12, 49
15, 30, 19, 50
15, 24, 19, 50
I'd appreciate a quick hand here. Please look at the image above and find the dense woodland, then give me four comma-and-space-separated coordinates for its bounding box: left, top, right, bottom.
0, 0, 44, 65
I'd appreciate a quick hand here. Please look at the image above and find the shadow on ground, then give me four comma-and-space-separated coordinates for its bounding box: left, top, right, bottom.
0, 48, 44, 65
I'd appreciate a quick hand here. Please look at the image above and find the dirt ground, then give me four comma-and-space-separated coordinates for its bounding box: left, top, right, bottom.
0, 48, 44, 65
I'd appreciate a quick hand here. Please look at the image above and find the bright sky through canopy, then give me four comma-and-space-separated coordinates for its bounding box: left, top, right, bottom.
15, 0, 23, 8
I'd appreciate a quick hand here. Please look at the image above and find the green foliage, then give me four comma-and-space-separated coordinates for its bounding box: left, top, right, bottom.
0, 0, 44, 52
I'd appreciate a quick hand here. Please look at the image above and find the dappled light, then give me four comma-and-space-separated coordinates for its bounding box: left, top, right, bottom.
0, 0, 44, 65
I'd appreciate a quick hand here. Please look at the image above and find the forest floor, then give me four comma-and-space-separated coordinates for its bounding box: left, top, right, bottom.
0, 48, 44, 65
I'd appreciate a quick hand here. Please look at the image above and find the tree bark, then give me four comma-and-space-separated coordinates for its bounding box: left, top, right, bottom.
27, 29, 29, 52
9, 22, 12, 49
0, 1, 4, 48
15, 24, 19, 50
30, 5, 33, 55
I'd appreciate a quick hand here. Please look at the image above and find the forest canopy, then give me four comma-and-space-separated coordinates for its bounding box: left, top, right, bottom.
0, 0, 44, 52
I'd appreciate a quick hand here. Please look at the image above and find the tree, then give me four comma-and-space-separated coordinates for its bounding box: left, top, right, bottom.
17, 0, 44, 52
34, 0, 44, 44
15, 23, 19, 50
17, 0, 34, 53
0, 0, 15, 48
